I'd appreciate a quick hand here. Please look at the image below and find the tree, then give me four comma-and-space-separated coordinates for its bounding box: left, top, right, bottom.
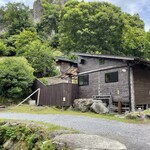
0, 40, 7, 56
8, 29, 39, 55
59, 0, 146, 56
7, 29, 58, 77
0, 57, 34, 99
121, 25, 146, 57
59, 1, 124, 54
36, 0, 59, 40
144, 31, 150, 59
0, 2, 33, 36
22, 41, 58, 77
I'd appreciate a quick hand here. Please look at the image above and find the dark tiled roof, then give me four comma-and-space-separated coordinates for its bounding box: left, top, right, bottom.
75, 53, 150, 65
56, 56, 77, 64
75, 53, 135, 60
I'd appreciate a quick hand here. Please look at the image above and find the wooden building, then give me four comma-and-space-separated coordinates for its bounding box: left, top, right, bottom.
77, 53, 150, 111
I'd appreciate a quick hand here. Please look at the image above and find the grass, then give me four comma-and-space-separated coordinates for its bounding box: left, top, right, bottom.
0, 118, 75, 133
3, 105, 150, 124
143, 109, 150, 114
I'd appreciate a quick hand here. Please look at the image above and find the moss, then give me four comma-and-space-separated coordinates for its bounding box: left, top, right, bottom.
0, 121, 62, 150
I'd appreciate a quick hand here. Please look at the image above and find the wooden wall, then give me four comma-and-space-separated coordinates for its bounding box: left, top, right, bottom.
32, 79, 78, 106
78, 56, 129, 102
133, 65, 150, 105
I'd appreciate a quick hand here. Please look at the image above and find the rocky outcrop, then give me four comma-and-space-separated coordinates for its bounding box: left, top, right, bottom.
73, 98, 93, 112
145, 114, 150, 119
90, 101, 109, 114
125, 112, 147, 121
73, 99, 109, 114
33, 0, 68, 24
0, 121, 53, 149
53, 134, 127, 150
33, 0, 42, 23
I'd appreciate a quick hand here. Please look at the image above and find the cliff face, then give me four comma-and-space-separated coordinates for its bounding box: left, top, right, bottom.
33, 0, 42, 23
33, 0, 68, 23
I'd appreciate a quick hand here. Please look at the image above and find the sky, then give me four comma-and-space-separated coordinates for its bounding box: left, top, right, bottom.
0, 0, 149, 31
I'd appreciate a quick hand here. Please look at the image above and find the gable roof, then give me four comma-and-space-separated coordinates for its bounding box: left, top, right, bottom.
56, 56, 77, 64
76, 53, 135, 61
76, 53, 150, 66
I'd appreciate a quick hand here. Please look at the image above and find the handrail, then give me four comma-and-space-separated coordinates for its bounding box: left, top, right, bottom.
17, 88, 40, 106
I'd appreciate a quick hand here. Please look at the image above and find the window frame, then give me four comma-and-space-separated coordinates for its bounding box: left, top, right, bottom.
105, 71, 118, 83
78, 74, 89, 86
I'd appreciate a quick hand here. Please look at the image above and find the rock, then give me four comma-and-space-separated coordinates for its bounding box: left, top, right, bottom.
67, 106, 74, 111
73, 99, 93, 112
137, 114, 146, 121
125, 112, 146, 121
33, 0, 42, 23
12, 141, 27, 150
53, 134, 127, 150
145, 114, 150, 119
90, 102, 109, 114
2, 122, 10, 127
125, 113, 138, 120
52, 141, 66, 150
3, 138, 15, 150
49, 130, 74, 139
0, 105, 5, 108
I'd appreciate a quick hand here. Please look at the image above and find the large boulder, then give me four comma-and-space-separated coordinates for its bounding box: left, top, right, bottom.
3, 138, 15, 150
145, 114, 150, 119
125, 112, 146, 121
73, 99, 93, 112
90, 102, 109, 114
53, 134, 127, 150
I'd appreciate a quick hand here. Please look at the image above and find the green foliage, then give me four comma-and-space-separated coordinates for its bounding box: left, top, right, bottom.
38, 78, 48, 85
37, 0, 59, 40
21, 40, 58, 77
41, 141, 55, 150
0, 2, 33, 36
0, 39, 7, 56
0, 57, 34, 100
144, 31, 150, 59
0, 121, 69, 150
8, 29, 39, 55
121, 26, 147, 57
59, 1, 124, 54
59, 0, 146, 57
6, 30, 58, 77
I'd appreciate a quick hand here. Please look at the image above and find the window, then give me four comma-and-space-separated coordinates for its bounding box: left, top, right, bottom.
105, 71, 118, 83
78, 75, 89, 86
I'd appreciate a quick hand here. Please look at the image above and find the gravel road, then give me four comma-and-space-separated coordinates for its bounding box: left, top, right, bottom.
0, 112, 150, 150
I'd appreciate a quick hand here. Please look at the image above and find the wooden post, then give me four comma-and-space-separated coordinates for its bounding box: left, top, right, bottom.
118, 101, 122, 114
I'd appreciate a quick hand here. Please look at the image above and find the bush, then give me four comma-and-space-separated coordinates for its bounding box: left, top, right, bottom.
0, 121, 55, 150
0, 57, 35, 100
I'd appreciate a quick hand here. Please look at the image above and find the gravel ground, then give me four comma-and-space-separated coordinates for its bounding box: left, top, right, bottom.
0, 112, 150, 150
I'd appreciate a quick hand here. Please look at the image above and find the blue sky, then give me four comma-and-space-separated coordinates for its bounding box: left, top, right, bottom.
0, 0, 149, 31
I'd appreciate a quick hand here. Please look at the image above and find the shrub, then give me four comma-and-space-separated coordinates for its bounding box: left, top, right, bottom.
0, 57, 35, 100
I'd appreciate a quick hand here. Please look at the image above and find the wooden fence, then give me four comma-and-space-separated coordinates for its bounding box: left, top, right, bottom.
32, 79, 79, 106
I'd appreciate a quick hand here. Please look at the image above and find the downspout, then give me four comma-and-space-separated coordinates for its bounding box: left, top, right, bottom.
128, 63, 131, 111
